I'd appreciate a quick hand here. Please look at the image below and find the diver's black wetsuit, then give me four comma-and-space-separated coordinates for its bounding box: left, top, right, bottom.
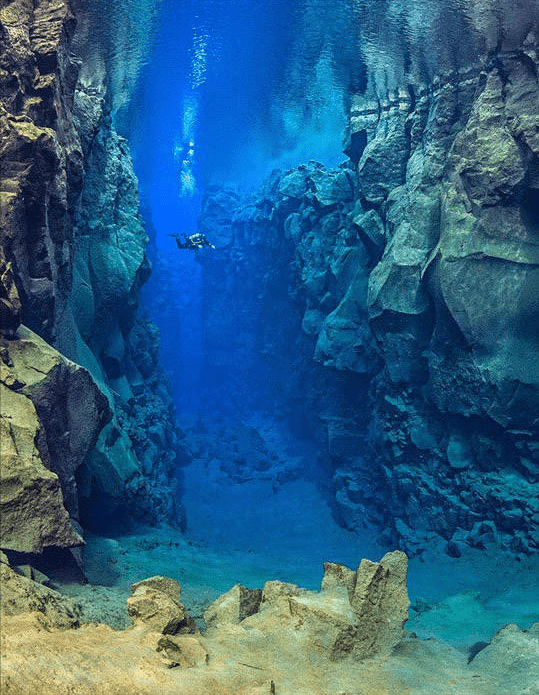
170, 233, 215, 250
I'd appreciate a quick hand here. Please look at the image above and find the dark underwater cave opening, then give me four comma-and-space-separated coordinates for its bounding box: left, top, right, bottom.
521, 187, 539, 233
4, 547, 86, 585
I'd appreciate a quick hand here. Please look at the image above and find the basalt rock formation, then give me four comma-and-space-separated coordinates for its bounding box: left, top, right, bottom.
0, 0, 184, 563
0, 0, 82, 344
196, 33, 539, 557
344, 46, 539, 556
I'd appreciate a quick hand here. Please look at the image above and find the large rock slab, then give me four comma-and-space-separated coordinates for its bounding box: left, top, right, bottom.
204, 584, 262, 629
0, 326, 110, 520
235, 552, 409, 662
350, 550, 410, 659
470, 622, 539, 694
287, 590, 360, 660
436, 54, 539, 427
0, 382, 81, 553
318, 551, 410, 660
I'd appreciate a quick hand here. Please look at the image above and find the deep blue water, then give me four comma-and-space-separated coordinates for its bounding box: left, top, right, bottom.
67, 0, 539, 650
129, 0, 356, 214
128, 0, 355, 412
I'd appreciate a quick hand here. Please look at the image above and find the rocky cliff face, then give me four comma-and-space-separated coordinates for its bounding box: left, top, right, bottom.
347, 39, 539, 556
0, 0, 81, 343
197, 34, 539, 557
0, 0, 183, 561
67, 62, 182, 529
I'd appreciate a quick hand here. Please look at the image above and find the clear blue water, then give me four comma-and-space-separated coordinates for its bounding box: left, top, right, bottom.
93, 0, 539, 648
129, 0, 356, 413
128, 0, 357, 237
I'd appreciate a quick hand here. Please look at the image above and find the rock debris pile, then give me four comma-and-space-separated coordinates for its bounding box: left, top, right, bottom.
2, 550, 538, 694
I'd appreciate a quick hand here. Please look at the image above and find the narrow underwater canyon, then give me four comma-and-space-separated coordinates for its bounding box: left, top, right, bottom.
1, 1, 539, 693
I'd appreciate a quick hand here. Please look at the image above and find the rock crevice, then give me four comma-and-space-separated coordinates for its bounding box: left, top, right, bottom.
193, 37, 539, 556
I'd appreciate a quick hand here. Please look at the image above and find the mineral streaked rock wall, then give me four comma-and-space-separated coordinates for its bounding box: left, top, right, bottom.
0, 0, 183, 556
346, 33, 539, 556
198, 29, 539, 556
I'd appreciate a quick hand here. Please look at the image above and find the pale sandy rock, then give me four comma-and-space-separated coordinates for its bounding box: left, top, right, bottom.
0, 555, 527, 695
470, 622, 539, 695
351, 550, 410, 659
204, 583, 262, 629
0, 562, 81, 628
131, 575, 182, 602
127, 577, 198, 635
0, 607, 501, 695
288, 590, 359, 660
156, 634, 208, 668
260, 580, 305, 608
238, 553, 409, 662
321, 561, 357, 600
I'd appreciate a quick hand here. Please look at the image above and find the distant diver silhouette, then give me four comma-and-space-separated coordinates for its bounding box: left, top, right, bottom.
169, 232, 215, 250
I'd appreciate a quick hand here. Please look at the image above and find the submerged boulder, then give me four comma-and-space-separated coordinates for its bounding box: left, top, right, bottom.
204, 584, 263, 629
204, 551, 409, 663
127, 575, 198, 635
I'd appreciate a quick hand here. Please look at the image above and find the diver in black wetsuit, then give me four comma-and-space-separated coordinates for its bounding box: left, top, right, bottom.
169, 232, 216, 250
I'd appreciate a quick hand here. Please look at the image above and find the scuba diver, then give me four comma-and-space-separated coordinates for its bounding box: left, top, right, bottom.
169, 232, 216, 251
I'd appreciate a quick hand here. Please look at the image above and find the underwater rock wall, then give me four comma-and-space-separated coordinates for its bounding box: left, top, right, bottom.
0, 0, 183, 558
347, 39, 539, 556
68, 66, 182, 529
0, 0, 82, 344
198, 36, 539, 557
